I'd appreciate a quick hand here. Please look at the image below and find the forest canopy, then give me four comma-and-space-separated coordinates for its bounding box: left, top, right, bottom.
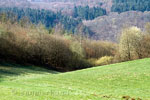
111, 0, 150, 13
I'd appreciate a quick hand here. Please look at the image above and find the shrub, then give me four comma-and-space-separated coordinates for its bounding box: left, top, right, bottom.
0, 22, 118, 71
113, 51, 122, 63
140, 34, 150, 58
0, 23, 91, 71
95, 56, 114, 66
82, 39, 116, 59
87, 58, 97, 66
70, 41, 85, 58
0, 31, 29, 63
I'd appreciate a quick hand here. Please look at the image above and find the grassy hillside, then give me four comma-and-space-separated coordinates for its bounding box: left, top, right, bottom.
0, 58, 150, 100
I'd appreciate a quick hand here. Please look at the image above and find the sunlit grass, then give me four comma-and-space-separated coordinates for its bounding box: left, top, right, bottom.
0, 58, 150, 100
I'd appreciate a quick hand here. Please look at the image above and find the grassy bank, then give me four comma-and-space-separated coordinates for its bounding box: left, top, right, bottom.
0, 58, 150, 100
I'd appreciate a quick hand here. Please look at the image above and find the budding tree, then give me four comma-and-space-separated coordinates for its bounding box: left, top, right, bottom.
119, 26, 142, 61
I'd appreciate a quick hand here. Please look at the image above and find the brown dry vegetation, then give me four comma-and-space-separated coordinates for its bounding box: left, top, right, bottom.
0, 22, 88, 71
82, 39, 116, 59
0, 21, 115, 71
0, 17, 150, 71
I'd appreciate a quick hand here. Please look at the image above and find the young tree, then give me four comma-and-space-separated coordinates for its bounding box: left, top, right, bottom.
0, 13, 7, 23
145, 22, 150, 35
119, 26, 142, 61
19, 17, 30, 28
54, 23, 65, 35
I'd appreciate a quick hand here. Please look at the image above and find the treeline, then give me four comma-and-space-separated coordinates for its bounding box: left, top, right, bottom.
73, 5, 106, 20
0, 7, 105, 35
0, 7, 82, 34
111, 0, 150, 13
0, 19, 116, 71
0, 18, 150, 71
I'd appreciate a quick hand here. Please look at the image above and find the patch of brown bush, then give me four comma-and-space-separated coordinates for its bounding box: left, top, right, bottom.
0, 23, 91, 71
82, 39, 116, 59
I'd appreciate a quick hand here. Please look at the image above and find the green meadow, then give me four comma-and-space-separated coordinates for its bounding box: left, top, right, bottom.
0, 58, 150, 100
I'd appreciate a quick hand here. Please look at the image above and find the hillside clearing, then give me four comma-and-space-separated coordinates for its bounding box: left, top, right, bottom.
0, 58, 150, 100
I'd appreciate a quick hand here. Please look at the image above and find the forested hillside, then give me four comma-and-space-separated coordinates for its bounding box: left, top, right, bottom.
1, 0, 150, 42
72, 6, 106, 20
0, 0, 109, 13
111, 0, 150, 13
0, 7, 92, 34
83, 11, 150, 42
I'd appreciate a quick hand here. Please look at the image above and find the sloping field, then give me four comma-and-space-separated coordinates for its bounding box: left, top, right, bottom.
0, 58, 150, 100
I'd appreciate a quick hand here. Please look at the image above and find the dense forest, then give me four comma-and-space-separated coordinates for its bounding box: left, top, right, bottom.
0, 7, 80, 33
1, 0, 150, 41
111, 0, 150, 13
0, 6, 106, 35
73, 6, 106, 20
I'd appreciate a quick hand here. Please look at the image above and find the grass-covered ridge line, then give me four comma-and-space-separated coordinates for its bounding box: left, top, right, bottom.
0, 58, 150, 100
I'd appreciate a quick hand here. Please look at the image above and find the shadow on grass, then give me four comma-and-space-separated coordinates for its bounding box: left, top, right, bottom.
0, 62, 59, 82
0, 75, 2, 82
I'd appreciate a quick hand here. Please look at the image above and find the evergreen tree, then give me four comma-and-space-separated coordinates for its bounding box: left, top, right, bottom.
112, 0, 150, 13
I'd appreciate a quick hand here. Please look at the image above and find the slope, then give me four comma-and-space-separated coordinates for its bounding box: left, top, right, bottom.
0, 0, 111, 13
83, 11, 150, 42
0, 58, 150, 100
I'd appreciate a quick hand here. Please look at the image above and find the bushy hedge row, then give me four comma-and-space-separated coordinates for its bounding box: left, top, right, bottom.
1, 22, 150, 71
0, 22, 118, 71
0, 24, 92, 71
82, 40, 116, 59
